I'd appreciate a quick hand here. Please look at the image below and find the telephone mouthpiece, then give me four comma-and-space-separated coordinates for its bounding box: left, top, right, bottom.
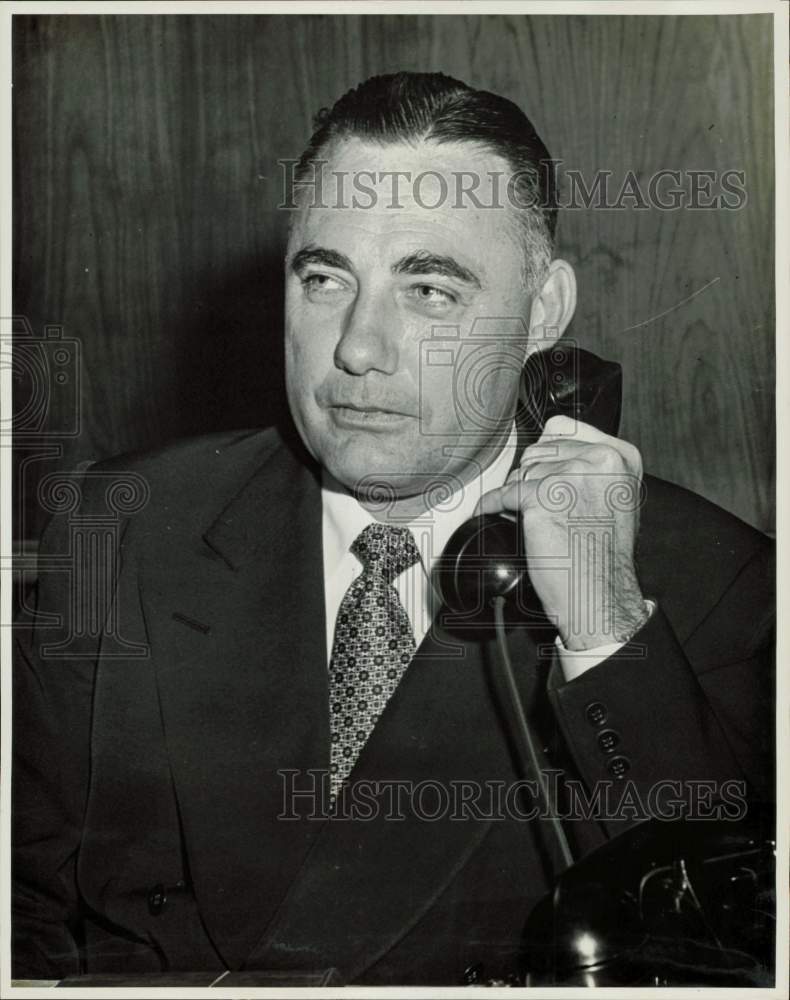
433, 514, 528, 616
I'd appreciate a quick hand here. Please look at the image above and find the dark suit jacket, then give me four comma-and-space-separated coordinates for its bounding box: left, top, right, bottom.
13, 424, 774, 985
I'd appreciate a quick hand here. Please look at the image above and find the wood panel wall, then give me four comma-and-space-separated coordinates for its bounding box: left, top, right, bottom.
12, 13, 775, 539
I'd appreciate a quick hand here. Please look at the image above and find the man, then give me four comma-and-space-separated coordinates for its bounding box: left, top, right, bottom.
13, 73, 773, 985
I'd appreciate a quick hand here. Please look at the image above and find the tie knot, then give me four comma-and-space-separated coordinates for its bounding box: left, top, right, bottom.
351, 523, 420, 582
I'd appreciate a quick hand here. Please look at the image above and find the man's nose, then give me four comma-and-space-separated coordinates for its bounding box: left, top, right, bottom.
334, 288, 401, 376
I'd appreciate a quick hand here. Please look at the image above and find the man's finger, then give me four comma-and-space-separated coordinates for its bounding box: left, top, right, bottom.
475, 460, 569, 516
531, 416, 642, 475
474, 480, 525, 517
543, 414, 611, 442
520, 438, 590, 467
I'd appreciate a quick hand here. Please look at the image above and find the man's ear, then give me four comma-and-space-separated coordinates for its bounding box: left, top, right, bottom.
526, 259, 577, 355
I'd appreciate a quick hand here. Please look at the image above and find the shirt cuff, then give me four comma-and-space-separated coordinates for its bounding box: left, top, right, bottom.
554, 599, 657, 682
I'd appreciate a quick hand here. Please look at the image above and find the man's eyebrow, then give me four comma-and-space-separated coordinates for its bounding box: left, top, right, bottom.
289, 245, 353, 272
392, 251, 482, 289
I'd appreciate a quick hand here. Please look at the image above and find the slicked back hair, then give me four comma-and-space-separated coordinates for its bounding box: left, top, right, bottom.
294, 72, 557, 292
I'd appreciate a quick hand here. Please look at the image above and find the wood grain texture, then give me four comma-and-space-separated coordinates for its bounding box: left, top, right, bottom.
13, 13, 774, 538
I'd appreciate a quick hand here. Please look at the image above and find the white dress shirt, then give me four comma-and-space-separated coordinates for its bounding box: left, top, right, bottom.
321, 427, 648, 682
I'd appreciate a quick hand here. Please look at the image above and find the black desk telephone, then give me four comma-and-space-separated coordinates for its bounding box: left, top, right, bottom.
434, 345, 623, 618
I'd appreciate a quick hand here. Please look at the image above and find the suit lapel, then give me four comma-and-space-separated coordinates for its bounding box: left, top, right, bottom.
139, 433, 330, 969
246, 615, 544, 981
141, 427, 548, 977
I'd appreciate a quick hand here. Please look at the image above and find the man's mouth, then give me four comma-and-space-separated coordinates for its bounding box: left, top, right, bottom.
330, 403, 415, 426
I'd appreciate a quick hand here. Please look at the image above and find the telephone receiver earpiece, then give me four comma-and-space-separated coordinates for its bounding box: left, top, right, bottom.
433, 346, 623, 618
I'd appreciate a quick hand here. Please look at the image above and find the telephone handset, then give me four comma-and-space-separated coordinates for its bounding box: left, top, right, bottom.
432, 352, 776, 989
434, 346, 623, 618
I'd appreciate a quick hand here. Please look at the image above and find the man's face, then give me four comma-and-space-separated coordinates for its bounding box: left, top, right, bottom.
284, 138, 537, 502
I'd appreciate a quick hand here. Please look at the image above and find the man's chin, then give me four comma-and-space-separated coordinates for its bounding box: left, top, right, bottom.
309, 428, 463, 496
325, 463, 416, 498
320, 450, 428, 497
324, 454, 469, 506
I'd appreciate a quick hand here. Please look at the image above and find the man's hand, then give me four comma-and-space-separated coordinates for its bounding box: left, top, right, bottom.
476, 415, 649, 650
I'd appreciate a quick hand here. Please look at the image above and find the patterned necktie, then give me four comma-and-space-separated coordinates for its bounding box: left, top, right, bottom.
329, 523, 421, 802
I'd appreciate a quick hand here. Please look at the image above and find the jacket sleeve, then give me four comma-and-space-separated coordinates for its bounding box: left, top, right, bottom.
546, 541, 774, 838
12, 503, 98, 979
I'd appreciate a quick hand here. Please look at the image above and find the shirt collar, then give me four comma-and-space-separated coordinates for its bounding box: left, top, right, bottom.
321, 423, 518, 578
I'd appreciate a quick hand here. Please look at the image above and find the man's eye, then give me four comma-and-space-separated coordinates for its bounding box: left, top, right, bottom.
300, 273, 347, 295
410, 284, 457, 306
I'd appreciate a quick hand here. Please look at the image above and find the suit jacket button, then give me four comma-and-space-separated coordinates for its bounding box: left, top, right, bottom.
597, 729, 620, 754
607, 755, 630, 779
585, 701, 607, 727
147, 883, 167, 915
